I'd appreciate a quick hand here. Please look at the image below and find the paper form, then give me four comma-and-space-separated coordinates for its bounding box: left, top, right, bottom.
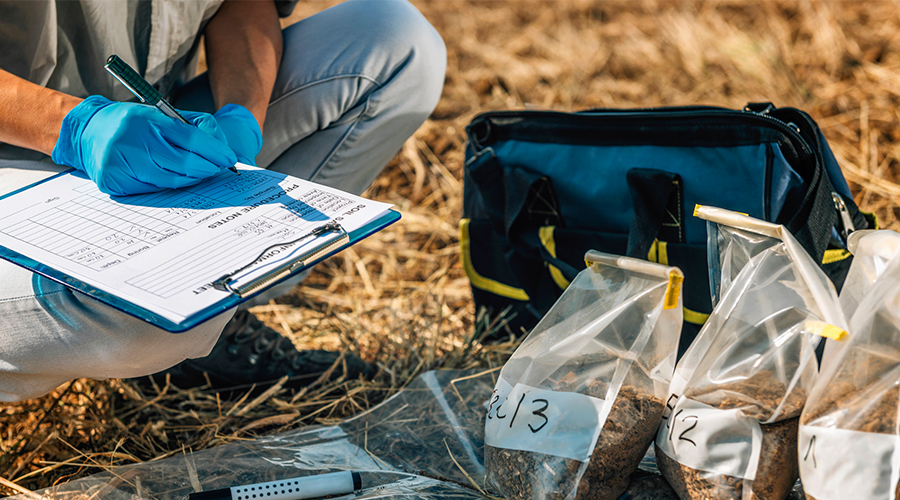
0, 165, 392, 325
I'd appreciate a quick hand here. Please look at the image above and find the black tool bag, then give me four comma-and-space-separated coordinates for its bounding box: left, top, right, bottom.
461, 103, 873, 355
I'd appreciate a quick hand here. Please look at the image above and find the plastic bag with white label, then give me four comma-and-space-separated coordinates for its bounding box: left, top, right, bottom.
654, 206, 847, 500
483, 250, 683, 500
799, 229, 900, 500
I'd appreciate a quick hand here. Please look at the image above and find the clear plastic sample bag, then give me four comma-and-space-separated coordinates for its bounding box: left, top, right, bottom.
655, 206, 847, 500
484, 250, 684, 500
800, 229, 900, 500
837, 229, 900, 318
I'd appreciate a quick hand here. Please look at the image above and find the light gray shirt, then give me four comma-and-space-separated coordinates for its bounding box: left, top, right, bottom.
0, 0, 297, 160
0, 0, 225, 101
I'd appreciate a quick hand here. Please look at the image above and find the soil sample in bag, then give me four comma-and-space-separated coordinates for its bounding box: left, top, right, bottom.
801, 382, 900, 500
486, 374, 664, 500
655, 371, 805, 500
803, 380, 898, 434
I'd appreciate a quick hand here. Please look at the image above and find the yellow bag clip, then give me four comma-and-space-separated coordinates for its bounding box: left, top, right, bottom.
805, 321, 847, 341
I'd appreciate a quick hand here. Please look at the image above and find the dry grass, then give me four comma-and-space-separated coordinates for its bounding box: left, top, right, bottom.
3, 0, 900, 495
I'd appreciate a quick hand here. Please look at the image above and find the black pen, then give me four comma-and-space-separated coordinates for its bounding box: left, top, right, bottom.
104, 54, 239, 174
189, 471, 363, 500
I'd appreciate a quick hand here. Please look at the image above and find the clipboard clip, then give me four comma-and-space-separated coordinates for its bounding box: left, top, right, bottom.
213, 222, 348, 298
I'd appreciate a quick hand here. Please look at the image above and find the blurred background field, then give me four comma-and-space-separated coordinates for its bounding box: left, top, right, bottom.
3, 0, 900, 494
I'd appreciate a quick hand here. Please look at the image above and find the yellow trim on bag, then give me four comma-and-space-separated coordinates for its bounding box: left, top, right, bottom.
683, 308, 710, 325
539, 226, 571, 290
647, 240, 658, 263
805, 321, 848, 341
822, 249, 851, 265
861, 209, 880, 230
647, 239, 669, 265
459, 219, 530, 301
664, 272, 683, 310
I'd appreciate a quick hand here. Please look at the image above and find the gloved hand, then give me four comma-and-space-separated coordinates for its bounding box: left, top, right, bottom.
52, 95, 237, 196
208, 104, 263, 166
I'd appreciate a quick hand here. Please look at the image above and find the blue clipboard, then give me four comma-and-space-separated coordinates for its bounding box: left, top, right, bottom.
0, 169, 400, 333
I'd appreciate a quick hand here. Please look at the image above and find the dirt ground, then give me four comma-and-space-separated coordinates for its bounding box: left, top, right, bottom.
3, 0, 900, 494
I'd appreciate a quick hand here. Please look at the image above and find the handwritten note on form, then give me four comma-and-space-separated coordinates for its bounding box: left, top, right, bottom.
0, 166, 392, 326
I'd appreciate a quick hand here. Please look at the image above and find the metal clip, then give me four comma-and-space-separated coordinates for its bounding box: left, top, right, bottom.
212, 221, 346, 295
312, 222, 343, 236
832, 192, 856, 242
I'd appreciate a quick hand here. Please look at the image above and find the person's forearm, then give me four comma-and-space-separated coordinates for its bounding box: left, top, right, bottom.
0, 69, 82, 155
204, 0, 283, 132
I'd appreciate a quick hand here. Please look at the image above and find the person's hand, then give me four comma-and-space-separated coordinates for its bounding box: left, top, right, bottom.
208, 104, 263, 166
51, 96, 237, 196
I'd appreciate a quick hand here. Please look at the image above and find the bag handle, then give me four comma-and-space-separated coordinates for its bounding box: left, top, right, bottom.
625, 169, 685, 259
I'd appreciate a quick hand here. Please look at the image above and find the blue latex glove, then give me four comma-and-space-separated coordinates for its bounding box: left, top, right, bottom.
209, 104, 263, 166
52, 95, 237, 196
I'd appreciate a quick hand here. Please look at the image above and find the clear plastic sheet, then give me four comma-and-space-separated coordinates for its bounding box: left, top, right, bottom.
800, 229, 900, 500
484, 251, 683, 500
12, 370, 496, 500
11, 369, 687, 500
655, 207, 846, 500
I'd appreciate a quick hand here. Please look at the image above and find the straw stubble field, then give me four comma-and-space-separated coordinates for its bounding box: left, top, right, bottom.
3, 0, 900, 494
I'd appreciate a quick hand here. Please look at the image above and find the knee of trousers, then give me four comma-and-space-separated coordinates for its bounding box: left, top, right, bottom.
0, 289, 230, 401
53, 296, 231, 380
282, 0, 446, 120
366, 0, 447, 119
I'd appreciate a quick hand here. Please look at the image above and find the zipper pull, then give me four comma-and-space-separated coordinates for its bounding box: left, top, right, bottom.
745, 104, 802, 133
832, 192, 856, 242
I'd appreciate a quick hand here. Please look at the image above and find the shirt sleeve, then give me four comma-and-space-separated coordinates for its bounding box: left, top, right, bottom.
0, 2, 57, 85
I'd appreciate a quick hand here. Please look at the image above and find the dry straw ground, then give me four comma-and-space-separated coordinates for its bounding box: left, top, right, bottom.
3, 0, 900, 495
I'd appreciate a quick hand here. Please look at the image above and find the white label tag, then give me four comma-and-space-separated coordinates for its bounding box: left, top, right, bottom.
484, 380, 607, 462
655, 397, 763, 480
485, 378, 513, 415
799, 425, 900, 500
667, 371, 689, 403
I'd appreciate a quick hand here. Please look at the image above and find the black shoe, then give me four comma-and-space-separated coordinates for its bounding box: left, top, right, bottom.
138, 310, 376, 392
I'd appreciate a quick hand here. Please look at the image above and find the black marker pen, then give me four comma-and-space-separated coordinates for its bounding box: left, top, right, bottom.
105, 54, 240, 175
189, 471, 363, 500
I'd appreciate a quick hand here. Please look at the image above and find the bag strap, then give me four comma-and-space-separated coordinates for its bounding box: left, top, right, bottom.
770, 107, 868, 261
789, 159, 838, 262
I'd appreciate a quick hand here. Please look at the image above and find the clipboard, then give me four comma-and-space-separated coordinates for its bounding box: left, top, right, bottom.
0, 168, 400, 333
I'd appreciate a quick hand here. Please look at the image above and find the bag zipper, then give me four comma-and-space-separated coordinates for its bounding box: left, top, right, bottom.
582, 106, 814, 158
473, 106, 814, 160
